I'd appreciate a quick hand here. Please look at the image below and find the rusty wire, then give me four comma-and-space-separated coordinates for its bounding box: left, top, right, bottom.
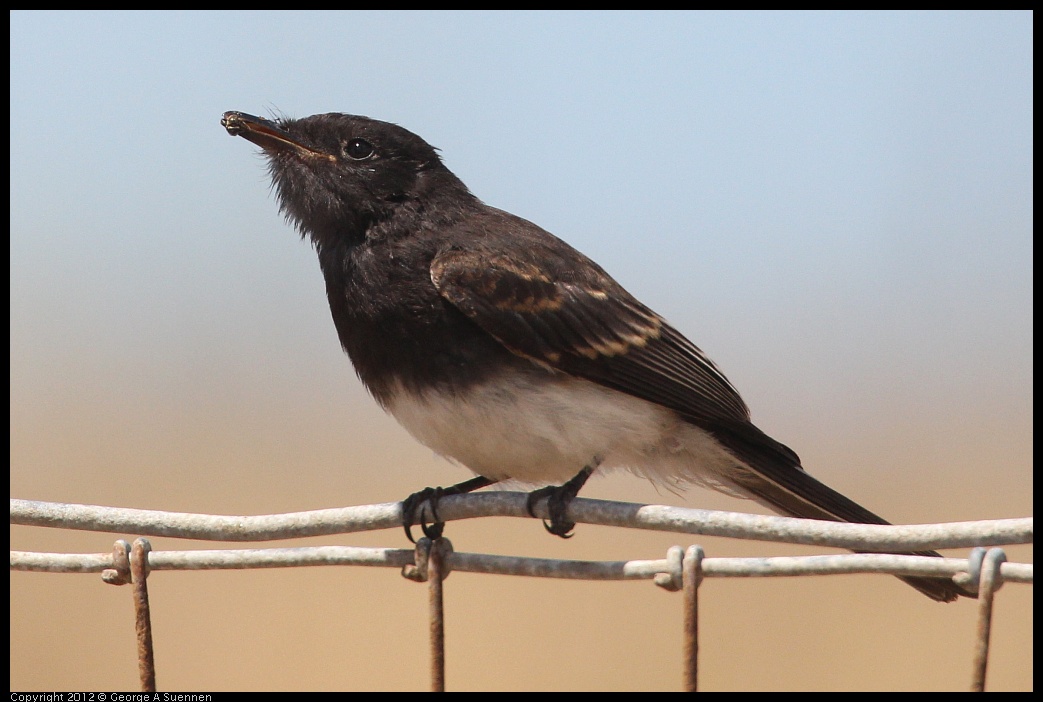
682, 545, 704, 692
969, 548, 1008, 692
130, 539, 156, 692
10, 497, 1034, 692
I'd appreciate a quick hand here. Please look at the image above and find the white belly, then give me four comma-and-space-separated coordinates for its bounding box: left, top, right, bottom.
384, 372, 748, 494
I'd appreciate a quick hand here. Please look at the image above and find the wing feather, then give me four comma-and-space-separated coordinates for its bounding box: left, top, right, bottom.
431, 249, 750, 424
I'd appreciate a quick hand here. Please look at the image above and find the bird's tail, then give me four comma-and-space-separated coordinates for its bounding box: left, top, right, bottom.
713, 422, 971, 603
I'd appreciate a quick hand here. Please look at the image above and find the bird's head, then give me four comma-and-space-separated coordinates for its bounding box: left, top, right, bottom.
222, 111, 469, 246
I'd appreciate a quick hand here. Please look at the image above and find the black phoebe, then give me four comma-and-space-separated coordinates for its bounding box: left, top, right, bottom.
222, 110, 965, 602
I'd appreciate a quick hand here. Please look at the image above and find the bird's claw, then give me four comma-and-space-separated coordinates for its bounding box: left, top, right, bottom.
402, 487, 446, 543
526, 485, 578, 538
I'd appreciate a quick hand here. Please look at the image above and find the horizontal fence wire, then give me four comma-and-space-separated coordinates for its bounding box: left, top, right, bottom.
10, 495, 1032, 549
10, 496, 1033, 586
8, 543, 1035, 586
10, 496, 1034, 692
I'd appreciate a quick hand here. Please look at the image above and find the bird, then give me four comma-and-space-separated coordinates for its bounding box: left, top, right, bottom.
222, 110, 967, 602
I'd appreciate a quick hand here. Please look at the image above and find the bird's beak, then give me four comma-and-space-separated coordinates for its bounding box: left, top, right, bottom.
221, 111, 335, 162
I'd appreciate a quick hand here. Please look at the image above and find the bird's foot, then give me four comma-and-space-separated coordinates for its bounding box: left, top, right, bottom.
401, 475, 497, 543
401, 487, 446, 543
526, 463, 597, 538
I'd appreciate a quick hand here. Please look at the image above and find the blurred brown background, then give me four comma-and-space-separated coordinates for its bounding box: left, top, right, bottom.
11, 401, 1032, 691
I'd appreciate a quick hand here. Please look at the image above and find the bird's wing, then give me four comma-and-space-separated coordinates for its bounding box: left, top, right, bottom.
433, 247, 920, 523
430, 246, 752, 427
432, 244, 818, 507
431, 247, 966, 601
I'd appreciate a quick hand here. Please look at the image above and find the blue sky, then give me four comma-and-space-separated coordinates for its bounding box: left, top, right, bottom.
11, 12, 1031, 426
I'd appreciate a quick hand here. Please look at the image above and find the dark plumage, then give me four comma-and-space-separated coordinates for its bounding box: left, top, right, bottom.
222, 110, 967, 602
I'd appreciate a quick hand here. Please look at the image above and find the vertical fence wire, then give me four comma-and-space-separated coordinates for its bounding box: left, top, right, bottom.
427, 539, 451, 693
682, 545, 704, 692
131, 538, 157, 693
10, 499, 1033, 691
970, 548, 1007, 692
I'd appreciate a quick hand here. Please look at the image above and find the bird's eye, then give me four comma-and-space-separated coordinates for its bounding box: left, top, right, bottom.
343, 138, 375, 160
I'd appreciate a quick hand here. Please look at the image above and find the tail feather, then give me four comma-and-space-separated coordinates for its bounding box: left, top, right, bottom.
712, 421, 970, 602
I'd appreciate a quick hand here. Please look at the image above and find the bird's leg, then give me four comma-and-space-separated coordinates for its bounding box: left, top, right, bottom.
402, 475, 497, 543
526, 457, 602, 538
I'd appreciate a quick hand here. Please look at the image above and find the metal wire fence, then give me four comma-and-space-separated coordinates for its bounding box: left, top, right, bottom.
10, 496, 1034, 692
